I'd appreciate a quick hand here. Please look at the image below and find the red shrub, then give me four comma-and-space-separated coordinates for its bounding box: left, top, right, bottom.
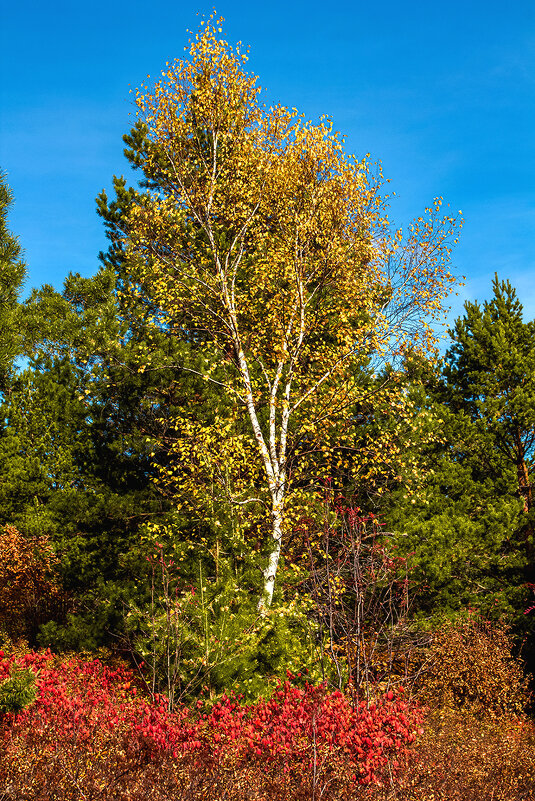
0, 652, 422, 799
196, 676, 421, 796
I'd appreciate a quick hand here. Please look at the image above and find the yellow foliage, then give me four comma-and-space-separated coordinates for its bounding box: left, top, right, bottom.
121, 16, 462, 602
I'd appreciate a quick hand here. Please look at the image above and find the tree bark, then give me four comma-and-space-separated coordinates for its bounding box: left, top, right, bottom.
259, 497, 284, 610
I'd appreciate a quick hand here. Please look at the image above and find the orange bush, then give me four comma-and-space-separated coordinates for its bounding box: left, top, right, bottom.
412, 617, 531, 718
358, 618, 535, 801
383, 710, 535, 801
0, 524, 65, 641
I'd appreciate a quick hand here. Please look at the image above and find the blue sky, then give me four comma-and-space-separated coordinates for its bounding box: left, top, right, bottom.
1, 0, 534, 334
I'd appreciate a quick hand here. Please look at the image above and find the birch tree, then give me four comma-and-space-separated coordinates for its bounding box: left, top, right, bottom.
115, 18, 461, 608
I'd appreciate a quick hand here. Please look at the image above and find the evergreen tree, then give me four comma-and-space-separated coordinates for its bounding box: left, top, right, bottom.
10, 242, 236, 652
0, 172, 25, 392
1, 270, 174, 649
442, 276, 535, 520
385, 278, 535, 628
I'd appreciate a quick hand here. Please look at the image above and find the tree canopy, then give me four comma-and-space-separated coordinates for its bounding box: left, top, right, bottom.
443, 276, 535, 518
2, 18, 535, 716
104, 18, 462, 607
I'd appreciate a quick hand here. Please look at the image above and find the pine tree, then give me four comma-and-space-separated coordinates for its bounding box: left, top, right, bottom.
2, 270, 175, 648
0, 173, 25, 392
442, 276, 535, 518
11, 238, 235, 650
385, 277, 535, 626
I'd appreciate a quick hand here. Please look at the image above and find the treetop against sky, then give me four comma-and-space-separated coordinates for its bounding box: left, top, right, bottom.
0, 0, 533, 326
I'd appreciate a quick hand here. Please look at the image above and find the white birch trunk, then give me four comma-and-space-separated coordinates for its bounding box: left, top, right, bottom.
203, 186, 305, 610
259, 497, 284, 610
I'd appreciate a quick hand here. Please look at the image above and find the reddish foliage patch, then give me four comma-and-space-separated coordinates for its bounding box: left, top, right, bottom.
0, 651, 422, 799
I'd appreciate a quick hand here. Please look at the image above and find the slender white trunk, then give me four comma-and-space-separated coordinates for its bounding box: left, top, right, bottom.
259, 494, 284, 610
207, 219, 303, 610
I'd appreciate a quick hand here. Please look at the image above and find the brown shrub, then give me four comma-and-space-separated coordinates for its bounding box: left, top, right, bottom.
357, 618, 535, 801
0, 524, 66, 642
411, 617, 531, 718
383, 710, 535, 801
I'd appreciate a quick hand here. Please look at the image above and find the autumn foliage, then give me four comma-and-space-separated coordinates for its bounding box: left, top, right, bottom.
119, 15, 462, 608
0, 524, 65, 641
2, 644, 534, 800
414, 616, 531, 718
397, 711, 535, 801
1, 14, 534, 801
0, 650, 422, 799
384, 618, 535, 801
